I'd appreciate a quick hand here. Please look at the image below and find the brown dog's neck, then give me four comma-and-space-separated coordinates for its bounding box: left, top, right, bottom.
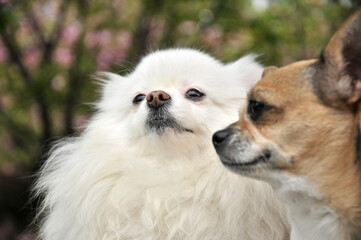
289, 107, 361, 239
356, 102, 361, 170
334, 107, 361, 238
349, 103, 361, 238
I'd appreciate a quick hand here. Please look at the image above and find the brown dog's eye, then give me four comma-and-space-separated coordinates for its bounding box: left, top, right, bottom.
185, 89, 205, 101
248, 100, 271, 122
133, 94, 146, 104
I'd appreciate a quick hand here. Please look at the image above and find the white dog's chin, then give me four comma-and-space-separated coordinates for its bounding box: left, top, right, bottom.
36, 48, 289, 240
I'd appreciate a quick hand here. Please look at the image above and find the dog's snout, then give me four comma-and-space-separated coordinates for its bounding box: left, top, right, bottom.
147, 90, 171, 108
212, 129, 232, 147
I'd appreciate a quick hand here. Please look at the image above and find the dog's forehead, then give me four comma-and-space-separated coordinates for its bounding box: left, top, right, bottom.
251, 60, 317, 101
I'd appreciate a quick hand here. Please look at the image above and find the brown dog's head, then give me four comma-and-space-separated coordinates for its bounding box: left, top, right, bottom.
213, 8, 361, 210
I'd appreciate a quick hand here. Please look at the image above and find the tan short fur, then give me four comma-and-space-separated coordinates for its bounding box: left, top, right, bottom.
213, 8, 361, 240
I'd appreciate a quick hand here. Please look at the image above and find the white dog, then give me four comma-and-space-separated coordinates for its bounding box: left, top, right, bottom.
36, 49, 289, 240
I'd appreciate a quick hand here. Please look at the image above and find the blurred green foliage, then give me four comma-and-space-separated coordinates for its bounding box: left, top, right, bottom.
0, 0, 359, 169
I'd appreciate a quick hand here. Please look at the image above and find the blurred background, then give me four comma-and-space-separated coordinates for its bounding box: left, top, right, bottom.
0, 0, 359, 239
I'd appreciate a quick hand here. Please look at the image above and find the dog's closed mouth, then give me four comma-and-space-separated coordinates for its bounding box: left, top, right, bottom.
184, 128, 194, 133
221, 151, 271, 168
146, 114, 194, 134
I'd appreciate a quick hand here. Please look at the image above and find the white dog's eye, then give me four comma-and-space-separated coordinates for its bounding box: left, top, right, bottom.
185, 89, 205, 101
133, 94, 146, 104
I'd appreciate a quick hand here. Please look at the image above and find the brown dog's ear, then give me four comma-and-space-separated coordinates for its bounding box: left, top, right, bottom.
315, 8, 361, 106
262, 66, 278, 78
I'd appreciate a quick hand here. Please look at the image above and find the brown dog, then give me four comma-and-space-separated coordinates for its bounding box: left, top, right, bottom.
213, 8, 361, 240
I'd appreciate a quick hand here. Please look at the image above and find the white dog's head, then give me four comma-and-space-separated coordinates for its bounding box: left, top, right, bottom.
91, 49, 262, 157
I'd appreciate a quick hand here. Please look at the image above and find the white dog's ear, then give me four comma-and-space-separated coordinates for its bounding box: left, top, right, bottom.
94, 72, 123, 85
226, 55, 263, 91
95, 72, 124, 93
314, 8, 361, 106
93, 72, 126, 110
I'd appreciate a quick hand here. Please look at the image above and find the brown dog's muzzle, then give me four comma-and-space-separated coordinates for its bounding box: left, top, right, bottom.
213, 125, 273, 173
213, 127, 253, 164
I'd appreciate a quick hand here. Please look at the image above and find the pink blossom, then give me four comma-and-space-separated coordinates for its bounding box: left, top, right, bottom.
178, 21, 197, 35
53, 47, 74, 67
85, 30, 112, 48
51, 75, 66, 91
112, 0, 127, 8
23, 46, 41, 68
97, 48, 115, 70
149, 18, 165, 42
94, 31, 132, 70
73, 115, 88, 130
62, 22, 82, 46
116, 31, 132, 51
98, 30, 112, 46
86, 30, 132, 70
40, 1, 58, 22
0, 94, 13, 108
85, 31, 98, 48
202, 26, 223, 48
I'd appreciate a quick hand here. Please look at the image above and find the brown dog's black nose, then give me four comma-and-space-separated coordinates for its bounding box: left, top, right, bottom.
212, 129, 232, 147
146, 90, 171, 108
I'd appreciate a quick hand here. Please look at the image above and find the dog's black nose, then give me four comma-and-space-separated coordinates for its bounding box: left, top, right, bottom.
212, 129, 231, 147
147, 90, 171, 109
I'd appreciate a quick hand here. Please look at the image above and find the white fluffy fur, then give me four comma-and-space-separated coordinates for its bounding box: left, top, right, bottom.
36, 49, 289, 240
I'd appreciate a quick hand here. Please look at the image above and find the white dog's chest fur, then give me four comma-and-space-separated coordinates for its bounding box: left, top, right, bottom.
273, 174, 344, 240
39, 143, 288, 240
